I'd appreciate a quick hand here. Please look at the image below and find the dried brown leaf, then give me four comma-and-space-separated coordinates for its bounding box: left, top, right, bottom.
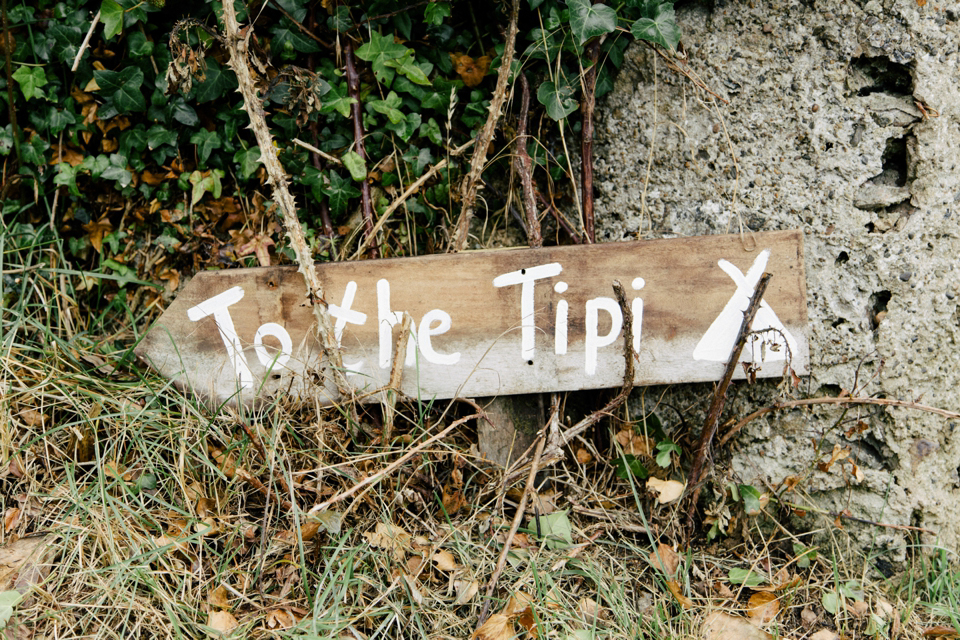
3, 508, 21, 534
922, 625, 959, 637
207, 610, 238, 636
810, 630, 839, 640
450, 52, 491, 87
0, 535, 55, 594
502, 591, 534, 616
453, 579, 479, 605
746, 591, 780, 624
649, 543, 680, 576
703, 611, 772, 640
665, 580, 693, 608
207, 585, 229, 610
647, 477, 686, 504
615, 428, 654, 456
363, 522, 412, 562
470, 613, 514, 640
431, 549, 459, 572
800, 605, 818, 628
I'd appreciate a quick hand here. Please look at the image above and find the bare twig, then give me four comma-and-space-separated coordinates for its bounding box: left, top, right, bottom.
685, 273, 772, 531
383, 312, 413, 442
476, 423, 548, 627
220, 0, 352, 407
345, 40, 378, 258
537, 192, 582, 244
581, 40, 599, 243
720, 396, 960, 447
71, 9, 99, 72
292, 138, 342, 166
558, 281, 634, 446
350, 140, 474, 259
449, 0, 520, 252
514, 73, 542, 248
309, 413, 479, 514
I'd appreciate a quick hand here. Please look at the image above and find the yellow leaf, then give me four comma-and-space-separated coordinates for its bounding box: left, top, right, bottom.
746, 591, 780, 624
206, 610, 238, 636
647, 477, 686, 504
207, 585, 229, 610
471, 614, 514, 640
703, 611, 772, 640
666, 580, 693, 608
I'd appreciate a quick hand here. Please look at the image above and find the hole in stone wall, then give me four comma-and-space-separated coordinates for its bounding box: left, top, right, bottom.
869, 290, 892, 330
835, 251, 849, 266
879, 137, 908, 187
848, 55, 913, 97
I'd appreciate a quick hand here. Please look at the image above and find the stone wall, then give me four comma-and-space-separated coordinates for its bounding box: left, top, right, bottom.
595, 0, 960, 556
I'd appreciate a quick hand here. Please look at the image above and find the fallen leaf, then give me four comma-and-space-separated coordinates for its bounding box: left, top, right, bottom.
502, 591, 534, 616
431, 549, 459, 572
453, 579, 479, 605
648, 543, 680, 576
207, 610, 238, 636
450, 52, 491, 87
746, 591, 780, 624
850, 599, 869, 617
363, 522, 412, 562
922, 625, 959, 637
265, 608, 298, 629
578, 597, 607, 622
470, 613, 514, 640
83, 216, 114, 253
800, 605, 818, 627
207, 585, 229, 610
575, 448, 593, 464
401, 572, 423, 605
3, 509, 21, 534
529, 489, 561, 515
647, 477, 686, 504
713, 581, 735, 599
48, 143, 84, 167
615, 428, 654, 456
516, 607, 537, 638
810, 630, 839, 640
0, 535, 56, 597
17, 409, 45, 427
703, 611, 772, 640
441, 484, 466, 515
666, 580, 693, 608
817, 443, 851, 473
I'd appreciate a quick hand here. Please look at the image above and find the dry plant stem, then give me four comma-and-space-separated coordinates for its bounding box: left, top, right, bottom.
344, 40, 378, 259
220, 0, 352, 406
293, 137, 342, 167
515, 73, 542, 248
450, 0, 520, 252
235, 465, 294, 511
351, 140, 474, 258
237, 417, 294, 502
310, 413, 480, 514
647, 43, 728, 105
685, 273, 771, 527
70, 9, 99, 72
721, 396, 960, 447
2, 0, 20, 164
558, 281, 634, 447
383, 312, 412, 442
581, 40, 599, 243
477, 430, 547, 627
537, 192, 582, 244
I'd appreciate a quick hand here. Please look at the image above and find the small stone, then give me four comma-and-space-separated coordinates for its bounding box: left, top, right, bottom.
811, 104, 819, 112
899, 272, 912, 282
713, 122, 722, 133
763, 24, 774, 33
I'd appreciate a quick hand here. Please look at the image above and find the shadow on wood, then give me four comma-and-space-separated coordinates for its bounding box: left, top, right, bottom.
478, 394, 544, 468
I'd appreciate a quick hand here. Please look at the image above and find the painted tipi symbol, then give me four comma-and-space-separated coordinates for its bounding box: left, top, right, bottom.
693, 249, 799, 364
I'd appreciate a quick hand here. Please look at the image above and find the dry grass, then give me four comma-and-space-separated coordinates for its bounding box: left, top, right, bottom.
2, 218, 959, 640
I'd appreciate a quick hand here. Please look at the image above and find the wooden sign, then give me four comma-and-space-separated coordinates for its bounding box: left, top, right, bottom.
135, 231, 808, 406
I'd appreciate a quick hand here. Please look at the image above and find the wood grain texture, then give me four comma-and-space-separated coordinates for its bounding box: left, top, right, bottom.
135, 231, 808, 406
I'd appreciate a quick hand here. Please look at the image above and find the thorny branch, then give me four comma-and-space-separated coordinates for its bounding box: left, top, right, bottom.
345, 39, 378, 258
581, 40, 600, 243
514, 73, 542, 248
685, 272, 772, 533
449, 0, 520, 252
219, 0, 353, 408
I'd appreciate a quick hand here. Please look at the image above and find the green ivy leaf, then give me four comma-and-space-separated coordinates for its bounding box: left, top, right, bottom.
12, 65, 47, 101
631, 1, 681, 51
369, 91, 405, 124
321, 83, 356, 118
355, 31, 409, 85
322, 170, 360, 217
728, 568, 766, 587
234, 147, 262, 179
387, 51, 431, 86
419, 118, 442, 146
147, 125, 177, 151
95, 67, 146, 115
0, 590, 24, 630
54, 162, 81, 197
21, 134, 49, 166
386, 111, 420, 143
655, 441, 681, 468
100, 0, 124, 40
424, 2, 450, 26
792, 542, 817, 568
194, 60, 237, 103
327, 6, 352, 31
127, 31, 154, 57
341, 150, 367, 182
403, 146, 433, 176
189, 129, 222, 167
738, 484, 766, 516
567, 0, 617, 46
613, 455, 649, 480
0, 125, 13, 156
528, 510, 573, 550
537, 80, 578, 121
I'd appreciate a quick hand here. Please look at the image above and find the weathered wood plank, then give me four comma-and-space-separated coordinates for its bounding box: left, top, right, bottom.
135, 231, 808, 406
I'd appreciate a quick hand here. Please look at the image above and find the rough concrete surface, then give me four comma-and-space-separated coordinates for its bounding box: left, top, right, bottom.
595, 0, 960, 557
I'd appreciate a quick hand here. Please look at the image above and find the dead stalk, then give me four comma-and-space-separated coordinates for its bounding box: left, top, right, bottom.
345, 39, 378, 258
515, 73, 542, 248
685, 273, 771, 532
449, 0, 520, 251
581, 40, 599, 243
